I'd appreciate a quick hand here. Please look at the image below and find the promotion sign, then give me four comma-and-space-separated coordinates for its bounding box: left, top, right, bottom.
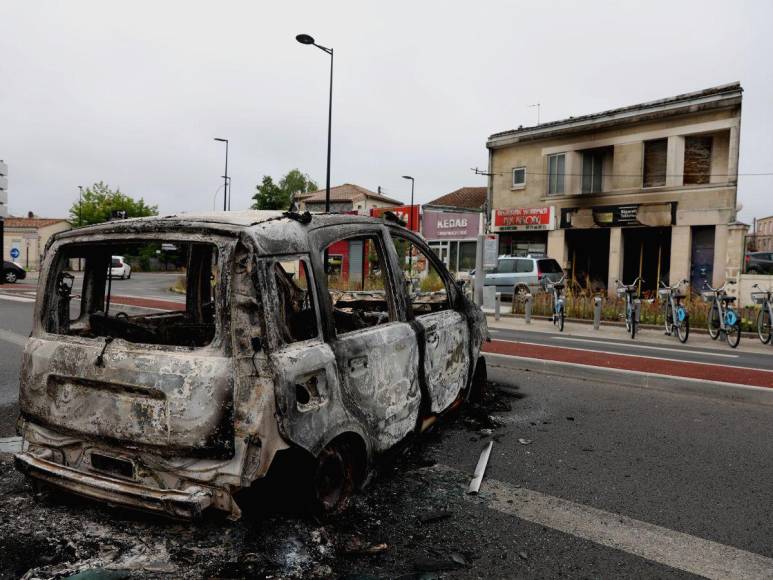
370, 205, 421, 232
493, 207, 555, 232
593, 205, 639, 227
422, 210, 480, 240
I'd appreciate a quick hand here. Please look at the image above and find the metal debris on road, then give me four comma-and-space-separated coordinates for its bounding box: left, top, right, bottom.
517, 438, 533, 446
0, 437, 22, 454
467, 440, 493, 494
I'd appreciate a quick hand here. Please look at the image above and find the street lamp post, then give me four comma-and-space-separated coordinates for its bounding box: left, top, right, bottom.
402, 175, 415, 282
296, 33, 333, 213
77, 185, 84, 271
214, 138, 229, 211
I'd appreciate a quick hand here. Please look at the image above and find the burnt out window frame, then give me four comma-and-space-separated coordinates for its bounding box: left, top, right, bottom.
40, 236, 232, 351
319, 232, 401, 338
388, 229, 458, 317
267, 254, 323, 346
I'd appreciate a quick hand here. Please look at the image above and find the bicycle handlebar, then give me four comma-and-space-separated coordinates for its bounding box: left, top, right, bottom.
704, 279, 735, 293
616, 276, 643, 289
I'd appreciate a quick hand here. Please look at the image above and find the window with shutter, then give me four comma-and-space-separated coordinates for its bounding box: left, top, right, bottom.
684, 136, 713, 185
643, 139, 667, 187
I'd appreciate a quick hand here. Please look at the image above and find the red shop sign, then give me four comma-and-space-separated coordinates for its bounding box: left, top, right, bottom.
493, 207, 555, 231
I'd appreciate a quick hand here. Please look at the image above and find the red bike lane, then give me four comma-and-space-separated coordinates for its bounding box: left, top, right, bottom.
483, 339, 773, 389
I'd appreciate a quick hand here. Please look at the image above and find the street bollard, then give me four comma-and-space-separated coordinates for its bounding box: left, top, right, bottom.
593, 296, 602, 330
524, 293, 532, 324
495, 293, 501, 321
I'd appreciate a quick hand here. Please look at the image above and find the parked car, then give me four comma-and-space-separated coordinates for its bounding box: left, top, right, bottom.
14, 211, 488, 520
2, 260, 26, 284
109, 255, 132, 279
745, 251, 773, 274
484, 255, 564, 297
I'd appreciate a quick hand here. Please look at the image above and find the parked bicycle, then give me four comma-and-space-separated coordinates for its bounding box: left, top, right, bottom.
751, 283, 772, 345
546, 275, 566, 332
703, 280, 741, 348
659, 279, 690, 343
615, 277, 642, 339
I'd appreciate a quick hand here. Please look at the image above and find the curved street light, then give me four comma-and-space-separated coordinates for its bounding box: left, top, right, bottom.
296, 33, 333, 213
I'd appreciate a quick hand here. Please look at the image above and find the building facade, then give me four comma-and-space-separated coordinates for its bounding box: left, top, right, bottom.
3, 214, 70, 270
487, 83, 745, 296
0, 160, 8, 218
422, 187, 486, 273
298, 183, 402, 215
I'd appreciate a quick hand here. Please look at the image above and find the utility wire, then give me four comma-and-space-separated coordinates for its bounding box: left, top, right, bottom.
472, 167, 773, 178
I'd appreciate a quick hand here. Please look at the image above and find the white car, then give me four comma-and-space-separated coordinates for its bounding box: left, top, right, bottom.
109, 255, 132, 279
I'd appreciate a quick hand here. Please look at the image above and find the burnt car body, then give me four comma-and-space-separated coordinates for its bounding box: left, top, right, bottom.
14, 210, 488, 519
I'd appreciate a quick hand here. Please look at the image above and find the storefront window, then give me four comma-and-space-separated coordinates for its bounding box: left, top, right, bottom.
459, 241, 476, 271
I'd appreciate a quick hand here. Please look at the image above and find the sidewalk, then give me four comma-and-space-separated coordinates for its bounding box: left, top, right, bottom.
486, 313, 773, 356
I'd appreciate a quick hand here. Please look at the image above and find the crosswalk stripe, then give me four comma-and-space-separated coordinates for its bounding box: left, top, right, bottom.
464, 470, 773, 579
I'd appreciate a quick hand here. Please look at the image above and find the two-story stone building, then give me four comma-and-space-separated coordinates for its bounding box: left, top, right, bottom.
486, 83, 745, 296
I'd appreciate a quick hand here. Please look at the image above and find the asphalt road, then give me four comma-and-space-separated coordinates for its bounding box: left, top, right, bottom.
2, 360, 773, 577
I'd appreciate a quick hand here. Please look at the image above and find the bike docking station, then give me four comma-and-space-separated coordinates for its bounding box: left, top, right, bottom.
593, 296, 603, 330
524, 292, 533, 324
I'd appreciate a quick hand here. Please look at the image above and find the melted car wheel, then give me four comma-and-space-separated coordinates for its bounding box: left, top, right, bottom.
312, 442, 355, 514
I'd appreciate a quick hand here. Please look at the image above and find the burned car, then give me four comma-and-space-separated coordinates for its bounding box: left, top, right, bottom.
14, 210, 488, 519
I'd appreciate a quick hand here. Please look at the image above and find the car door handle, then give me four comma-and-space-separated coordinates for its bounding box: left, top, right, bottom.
347, 356, 368, 376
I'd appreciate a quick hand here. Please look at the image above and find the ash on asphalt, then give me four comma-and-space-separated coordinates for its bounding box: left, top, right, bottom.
0, 382, 520, 580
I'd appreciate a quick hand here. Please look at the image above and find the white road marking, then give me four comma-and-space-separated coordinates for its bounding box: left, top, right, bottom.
0, 294, 35, 303
489, 338, 770, 374
468, 472, 773, 579
550, 335, 739, 358
0, 328, 27, 346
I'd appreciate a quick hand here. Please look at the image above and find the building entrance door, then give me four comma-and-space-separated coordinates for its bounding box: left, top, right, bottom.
622, 227, 672, 295
690, 226, 715, 292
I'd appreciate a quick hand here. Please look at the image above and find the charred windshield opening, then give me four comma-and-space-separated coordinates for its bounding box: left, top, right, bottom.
45, 240, 220, 348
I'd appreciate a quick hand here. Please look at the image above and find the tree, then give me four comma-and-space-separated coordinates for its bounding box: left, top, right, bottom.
279, 169, 318, 200
69, 181, 158, 226
251, 175, 289, 210
251, 169, 318, 210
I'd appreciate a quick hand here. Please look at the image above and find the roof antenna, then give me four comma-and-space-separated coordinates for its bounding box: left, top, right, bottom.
529, 103, 541, 125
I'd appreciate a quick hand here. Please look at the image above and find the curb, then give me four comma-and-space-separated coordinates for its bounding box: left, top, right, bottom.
487, 313, 761, 339
485, 352, 773, 407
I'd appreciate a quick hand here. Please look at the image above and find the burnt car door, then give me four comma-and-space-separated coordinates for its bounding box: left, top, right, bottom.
311, 226, 421, 453
260, 254, 349, 457
389, 230, 471, 414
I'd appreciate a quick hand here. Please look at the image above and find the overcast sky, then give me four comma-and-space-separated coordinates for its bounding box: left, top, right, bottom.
1, 0, 771, 221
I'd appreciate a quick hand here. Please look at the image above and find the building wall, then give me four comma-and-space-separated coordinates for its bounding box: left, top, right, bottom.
3, 221, 70, 271
490, 108, 739, 223
489, 101, 743, 296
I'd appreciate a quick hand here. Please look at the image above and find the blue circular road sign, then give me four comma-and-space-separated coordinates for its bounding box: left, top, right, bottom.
9, 248, 20, 259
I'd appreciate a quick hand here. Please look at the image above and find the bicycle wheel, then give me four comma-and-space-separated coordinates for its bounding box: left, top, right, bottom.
676, 313, 689, 343
758, 308, 772, 344
664, 303, 673, 335
707, 303, 721, 340
726, 319, 741, 348
558, 306, 565, 332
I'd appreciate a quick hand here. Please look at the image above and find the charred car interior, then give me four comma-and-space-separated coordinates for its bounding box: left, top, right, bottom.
14, 211, 488, 521
45, 241, 219, 348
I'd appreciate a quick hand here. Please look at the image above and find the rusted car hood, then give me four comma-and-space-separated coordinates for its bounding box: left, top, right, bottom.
18, 336, 234, 458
